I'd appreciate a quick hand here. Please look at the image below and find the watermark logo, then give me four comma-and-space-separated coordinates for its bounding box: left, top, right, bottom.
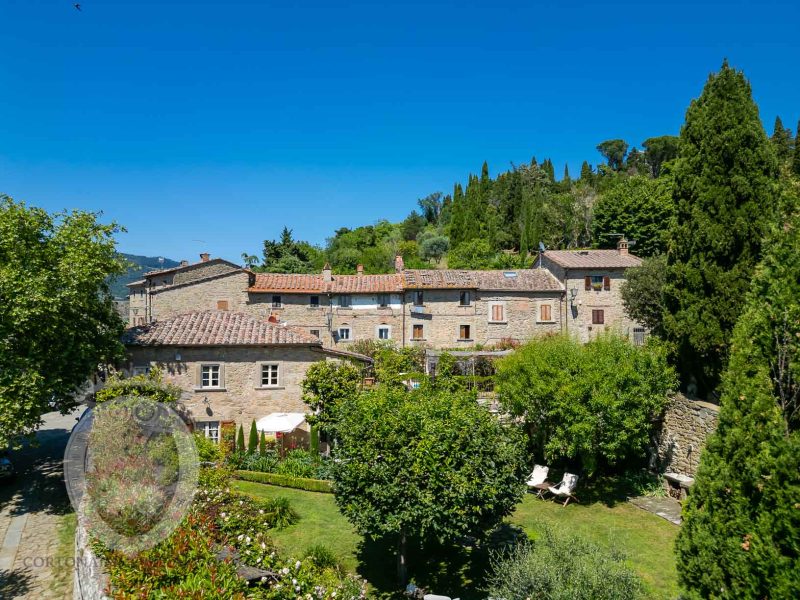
64, 397, 199, 555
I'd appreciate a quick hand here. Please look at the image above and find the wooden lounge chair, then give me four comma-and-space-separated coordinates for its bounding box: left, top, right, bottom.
547, 473, 579, 506
526, 464, 551, 498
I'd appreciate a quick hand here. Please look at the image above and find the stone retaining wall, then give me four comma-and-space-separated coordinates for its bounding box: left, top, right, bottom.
73, 513, 109, 600
653, 393, 719, 477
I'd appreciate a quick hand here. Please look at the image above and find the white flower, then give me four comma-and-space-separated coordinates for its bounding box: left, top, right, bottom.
220, 512, 226, 518
292, 578, 297, 585
261, 542, 267, 549
259, 509, 264, 514
237, 534, 244, 541
295, 560, 301, 569
245, 536, 251, 544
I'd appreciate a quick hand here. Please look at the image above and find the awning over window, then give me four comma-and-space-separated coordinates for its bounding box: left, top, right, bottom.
255, 412, 307, 434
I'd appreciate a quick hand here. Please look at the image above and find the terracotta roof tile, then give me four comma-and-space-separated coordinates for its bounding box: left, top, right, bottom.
249, 273, 402, 293
402, 269, 563, 291
123, 311, 321, 346
543, 250, 642, 269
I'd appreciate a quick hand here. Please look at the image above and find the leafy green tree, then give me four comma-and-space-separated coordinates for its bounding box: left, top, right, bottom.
447, 238, 495, 269
596, 139, 629, 171
417, 192, 443, 224
591, 175, 675, 257
248, 419, 259, 454
664, 61, 780, 394
236, 424, 245, 453
418, 234, 449, 263
301, 361, 362, 434
485, 525, 644, 600
0, 197, 126, 447
332, 385, 527, 584
401, 210, 426, 241
624, 147, 647, 175
260, 226, 323, 273
496, 334, 675, 475
675, 215, 800, 599
620, 256, 668, 336
770, 115, 794, 162
643, 135, 680, 178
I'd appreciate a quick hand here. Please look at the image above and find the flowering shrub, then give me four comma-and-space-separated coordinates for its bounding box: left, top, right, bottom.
98, 467, 367, 599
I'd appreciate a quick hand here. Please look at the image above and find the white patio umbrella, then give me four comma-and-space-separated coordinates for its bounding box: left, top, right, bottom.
255, 412, 307, 434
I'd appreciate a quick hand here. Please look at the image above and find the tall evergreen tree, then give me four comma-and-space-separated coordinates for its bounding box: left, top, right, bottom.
580, 161, 593, 182
563, 164, 571, 184
676, 215, 800, 598
248, 419, 259, 454
596, 139, 629, 171
770, 116, 793, 162
794, 120, 800, 176
236, 424, 245, 453
542, 158, 555, 182
643, 135, 680, 177
664, 61, 780, 394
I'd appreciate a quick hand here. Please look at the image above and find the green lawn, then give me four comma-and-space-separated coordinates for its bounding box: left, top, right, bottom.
234, 480, 679, 599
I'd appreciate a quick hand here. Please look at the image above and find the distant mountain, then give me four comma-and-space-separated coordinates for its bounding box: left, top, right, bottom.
108, 253, 180, 299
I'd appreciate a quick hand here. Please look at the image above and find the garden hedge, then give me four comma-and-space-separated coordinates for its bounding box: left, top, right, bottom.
234, 470, 333, 493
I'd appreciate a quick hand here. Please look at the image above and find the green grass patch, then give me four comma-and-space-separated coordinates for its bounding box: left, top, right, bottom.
233, 481, 679, 599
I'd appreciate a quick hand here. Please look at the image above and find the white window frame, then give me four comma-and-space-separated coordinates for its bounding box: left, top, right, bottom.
260, 363, 281, 388
200, 364, 222, 389
338, 326, 352, 341
197, 421, 220, 444
376, 325, 391, 340
537, 302, 555, 323
488, 301, 507, 323
310, 329, 320, 338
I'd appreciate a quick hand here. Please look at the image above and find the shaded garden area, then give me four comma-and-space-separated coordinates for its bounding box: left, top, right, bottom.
235, 481, 679, 599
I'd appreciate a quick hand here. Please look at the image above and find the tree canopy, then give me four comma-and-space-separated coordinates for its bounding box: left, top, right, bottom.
663, 61, 780, 395
676, 213, 800, 598
0, 196, 126, 447
332, 384, 526, 583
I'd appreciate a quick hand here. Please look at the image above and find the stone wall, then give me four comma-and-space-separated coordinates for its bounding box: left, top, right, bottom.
149, 271, 252, 321
653, 393, 720, 476
73, 512, 109, 600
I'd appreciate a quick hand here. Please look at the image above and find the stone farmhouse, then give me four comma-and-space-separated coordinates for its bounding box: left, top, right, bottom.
127, 239, 644, 349
123, 310, 371, 443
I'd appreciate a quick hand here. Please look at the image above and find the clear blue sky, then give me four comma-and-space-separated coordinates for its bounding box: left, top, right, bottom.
1, 1, 798, 263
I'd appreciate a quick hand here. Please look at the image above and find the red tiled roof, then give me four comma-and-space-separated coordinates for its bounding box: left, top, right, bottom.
123, 311, 321, 346
542, 250, 642, 269
249, 273, 402, 294
249, 273, 325, 293
402, 269, 563, 291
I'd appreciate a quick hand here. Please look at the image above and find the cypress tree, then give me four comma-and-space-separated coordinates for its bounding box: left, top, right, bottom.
248, 419, 259, 454
676, 215, 800, 598
770, 116, 793, 162
580, 161, 593, 181
236, 424, 245, 453
664, 61, 779, 394
794, 120, 800, 176
448, 183, 466, 246
259, 430, 267, 455
563, 164, 571, 184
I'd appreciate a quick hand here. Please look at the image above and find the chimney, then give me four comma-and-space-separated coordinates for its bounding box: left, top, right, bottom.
617, 237, 629, 256
322, 262, 332, 283
356, 264, 364, 276
199, 252, 210, 262
394, 254, 405, 273
180, 260, 189, 267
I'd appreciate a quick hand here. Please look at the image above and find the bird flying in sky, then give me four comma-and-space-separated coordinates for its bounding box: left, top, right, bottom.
74, 3, 81, 11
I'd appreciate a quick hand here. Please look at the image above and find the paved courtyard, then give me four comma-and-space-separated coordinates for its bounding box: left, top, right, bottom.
0, 408, 84, 599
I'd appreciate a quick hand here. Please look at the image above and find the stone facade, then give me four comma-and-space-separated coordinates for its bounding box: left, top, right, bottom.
127, 344, 332, 433
541, 255, 644, 345
128, 247, 640, 350
653, 393, 720, 477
